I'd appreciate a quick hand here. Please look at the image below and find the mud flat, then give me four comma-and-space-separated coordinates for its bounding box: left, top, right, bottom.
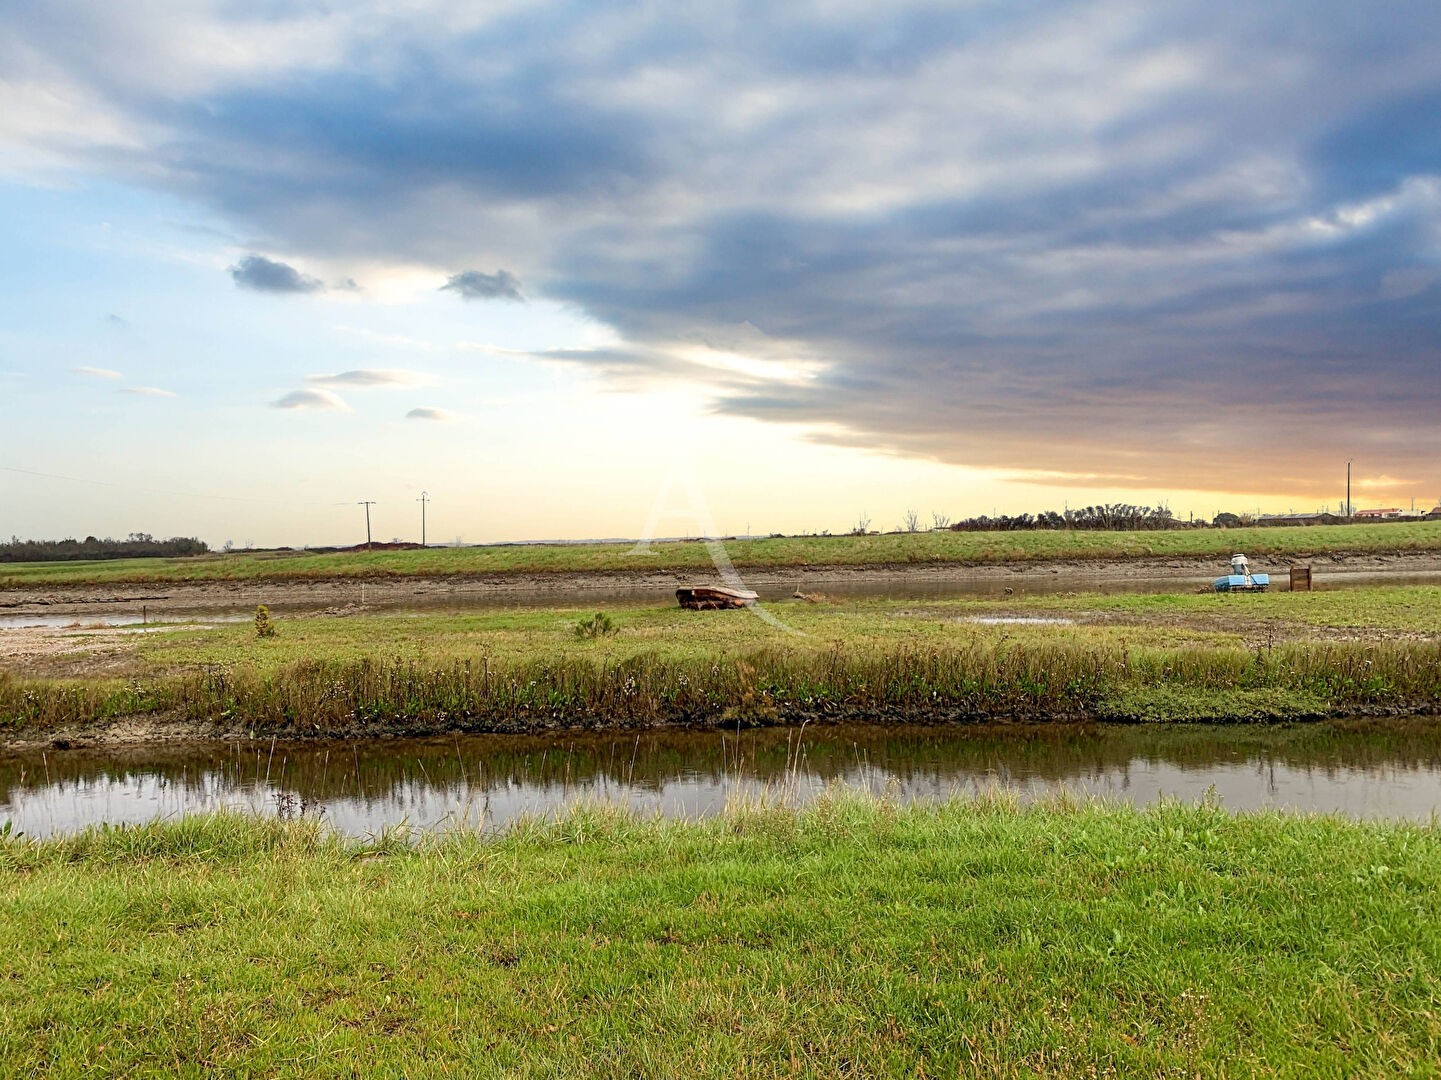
5, 550, 1441, 621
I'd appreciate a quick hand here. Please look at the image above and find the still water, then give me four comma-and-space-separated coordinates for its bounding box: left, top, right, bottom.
5, 721, 1441, 837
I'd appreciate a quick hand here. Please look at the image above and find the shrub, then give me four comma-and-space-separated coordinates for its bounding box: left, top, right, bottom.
254, 605, 277, 639
573, 612, 617, 640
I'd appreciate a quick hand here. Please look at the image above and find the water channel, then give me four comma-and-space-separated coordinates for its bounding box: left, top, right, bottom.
4, 567, 1439, 630
6, 720, 1441, 838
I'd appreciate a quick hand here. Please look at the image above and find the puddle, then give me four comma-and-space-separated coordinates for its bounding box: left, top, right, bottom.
109, 625, 218, 635
0, 613, 243, 630
964, 616, 1076, 626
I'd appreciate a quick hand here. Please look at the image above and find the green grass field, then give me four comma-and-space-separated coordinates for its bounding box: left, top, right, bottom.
2, 797, 1438, 1076
121, 585, 1441, 674
4, 587, 1438, 735
2, 520, 1439, 586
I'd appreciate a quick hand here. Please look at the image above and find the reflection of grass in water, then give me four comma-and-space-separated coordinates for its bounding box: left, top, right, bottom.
9, 717, 1441, 833
3, 796, 1441, 1075
2, 520, 1440, 585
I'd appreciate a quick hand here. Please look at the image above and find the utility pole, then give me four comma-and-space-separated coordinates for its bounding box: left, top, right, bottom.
1346, 460, 1352, 519
358, 501, 376, 550
417, 491, 430, 547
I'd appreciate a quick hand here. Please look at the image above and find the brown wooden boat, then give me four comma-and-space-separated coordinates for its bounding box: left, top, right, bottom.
676, 585, 759, 610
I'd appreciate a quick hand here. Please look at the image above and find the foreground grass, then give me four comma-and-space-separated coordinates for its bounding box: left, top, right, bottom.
1, 797, 1438, 1076
2, 520, 1439, 586
3, 588, 1439, 734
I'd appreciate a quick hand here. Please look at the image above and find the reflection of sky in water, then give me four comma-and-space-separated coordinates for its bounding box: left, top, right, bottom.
0, 614, 246, 629
6, 730, 1441, 838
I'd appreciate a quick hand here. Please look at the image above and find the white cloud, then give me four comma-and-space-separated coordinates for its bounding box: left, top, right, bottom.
331, 326, 441, 351
271, 388, 351, 411
306, 369, 430, 388
121, 386, 177, 398
73, 365, 123, 379
405, 406, 454, 421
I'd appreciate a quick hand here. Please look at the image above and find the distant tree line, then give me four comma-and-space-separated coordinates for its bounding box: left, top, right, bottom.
948, 504, 1186, 532
0, 534, 209, 563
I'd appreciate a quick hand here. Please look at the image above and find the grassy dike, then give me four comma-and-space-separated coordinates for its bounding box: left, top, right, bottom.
3, 589, 1440, 739
2, 796, 1439, 1076
2, 519, 1439, 586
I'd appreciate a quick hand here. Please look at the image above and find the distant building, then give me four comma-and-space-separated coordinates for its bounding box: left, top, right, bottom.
1354, 508, 1404, 520
1254, 512, 1345, 527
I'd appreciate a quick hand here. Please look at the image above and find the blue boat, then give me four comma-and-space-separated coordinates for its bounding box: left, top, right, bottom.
1214, 573, 1269, 592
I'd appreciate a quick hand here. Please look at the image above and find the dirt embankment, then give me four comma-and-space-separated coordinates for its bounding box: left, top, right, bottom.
10, 700, 1441, 755
5, 550, 1441, 619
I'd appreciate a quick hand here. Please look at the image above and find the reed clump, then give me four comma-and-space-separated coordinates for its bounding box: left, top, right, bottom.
0, 673, 178, 731
6, 638, 1439, 735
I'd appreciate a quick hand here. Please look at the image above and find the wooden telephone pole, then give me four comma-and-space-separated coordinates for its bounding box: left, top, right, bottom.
417, 491, 430, 547
358, 501, 376, 550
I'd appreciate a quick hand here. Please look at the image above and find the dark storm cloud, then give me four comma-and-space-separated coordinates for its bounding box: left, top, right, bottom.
9, 0, 1441, 495
441, 270, 523, 302
229, 254, 324, 294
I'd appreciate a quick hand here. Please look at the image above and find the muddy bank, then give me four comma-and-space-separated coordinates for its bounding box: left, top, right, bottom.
11, 701, 1441, 754
6, 550, 1441, 620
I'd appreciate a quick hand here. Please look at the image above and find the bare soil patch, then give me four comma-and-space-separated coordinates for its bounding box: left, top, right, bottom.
0, 625, 146, 676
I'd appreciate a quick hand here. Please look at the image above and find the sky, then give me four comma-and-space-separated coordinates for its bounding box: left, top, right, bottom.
2, 1, 1439, 547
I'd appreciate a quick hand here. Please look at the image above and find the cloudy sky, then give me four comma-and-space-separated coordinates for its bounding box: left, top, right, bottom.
3, 1, 1439, 546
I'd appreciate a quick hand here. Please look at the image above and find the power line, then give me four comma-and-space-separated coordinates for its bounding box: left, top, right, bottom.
2, 465, 299, 505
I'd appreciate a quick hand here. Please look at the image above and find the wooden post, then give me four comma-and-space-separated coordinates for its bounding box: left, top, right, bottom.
1290, 566, 1312, 592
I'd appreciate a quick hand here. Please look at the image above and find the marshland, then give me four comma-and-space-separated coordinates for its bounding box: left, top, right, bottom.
3, 581, 1439, 745
5, 540, 1441, 1076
